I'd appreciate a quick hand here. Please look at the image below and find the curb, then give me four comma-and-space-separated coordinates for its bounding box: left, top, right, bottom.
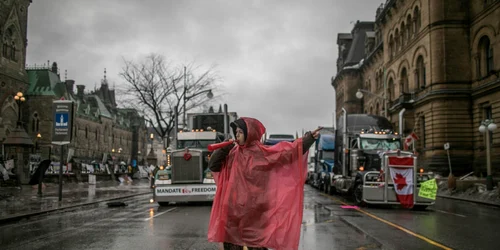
0, 191, 151, 225
437, 194, 500, 208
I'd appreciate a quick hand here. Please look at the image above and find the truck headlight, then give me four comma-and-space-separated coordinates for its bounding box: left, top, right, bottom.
205, 171, 213, 179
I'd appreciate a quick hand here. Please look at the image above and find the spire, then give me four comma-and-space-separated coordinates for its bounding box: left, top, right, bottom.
104, 68, 107, 81
65, 69, 67, 81
218, 104, 222, 113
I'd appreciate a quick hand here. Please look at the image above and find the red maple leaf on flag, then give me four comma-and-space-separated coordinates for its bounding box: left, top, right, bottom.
394, 173, 407, 190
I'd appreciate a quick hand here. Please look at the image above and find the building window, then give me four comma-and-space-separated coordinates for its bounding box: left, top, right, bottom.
484, 106, 492, 120
31, 112, 39, 133
395, 29, 400, 52
85, 127, 88, 138
389, 35, 394, 59
413, 7, 421, 33
479, 36, 494, 77
400, 68, 409, 93
406, 15, 412, 38
388, 78, 394, 101
401, 22, 406, 46
416, 56, 426, 89
420, 116, 426, 148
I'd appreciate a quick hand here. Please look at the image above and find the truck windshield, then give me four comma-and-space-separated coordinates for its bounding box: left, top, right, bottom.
177, 140, 216, 149
360, 138, 400, 150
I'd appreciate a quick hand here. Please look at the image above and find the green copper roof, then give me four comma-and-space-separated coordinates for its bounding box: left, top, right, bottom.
27, 69, 65, 97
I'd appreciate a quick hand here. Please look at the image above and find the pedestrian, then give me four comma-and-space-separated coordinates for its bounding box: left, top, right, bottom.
208, 117, 320, 250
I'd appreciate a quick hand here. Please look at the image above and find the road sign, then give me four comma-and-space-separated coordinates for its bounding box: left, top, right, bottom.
444, 142, 450, 150
52, 100, 74, 145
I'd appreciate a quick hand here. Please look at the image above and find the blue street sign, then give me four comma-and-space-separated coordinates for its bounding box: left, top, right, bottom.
52, 100, 74, 145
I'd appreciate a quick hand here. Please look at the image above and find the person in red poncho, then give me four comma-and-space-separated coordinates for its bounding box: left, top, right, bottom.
208, 117, 320, 250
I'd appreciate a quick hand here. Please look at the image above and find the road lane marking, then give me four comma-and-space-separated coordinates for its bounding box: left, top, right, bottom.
144, 207, 177, 221
434, 209, 466, 218
320, 193, 453, 250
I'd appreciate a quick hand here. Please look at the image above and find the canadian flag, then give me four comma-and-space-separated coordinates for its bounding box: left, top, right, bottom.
388, 156, 414, 208
403, 132, 419, 150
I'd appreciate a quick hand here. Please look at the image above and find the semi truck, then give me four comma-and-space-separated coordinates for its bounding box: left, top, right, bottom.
307, 127, 335, 190
152, 105, 237, 206
324, 109, 434, 209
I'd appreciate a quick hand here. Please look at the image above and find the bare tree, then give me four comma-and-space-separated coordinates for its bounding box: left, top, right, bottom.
118, 54, 220, 148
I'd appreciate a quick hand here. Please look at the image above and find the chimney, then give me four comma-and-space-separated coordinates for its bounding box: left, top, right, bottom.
76, 85, 85, 99
51, 62, 58, 74
65, 80, 75, 95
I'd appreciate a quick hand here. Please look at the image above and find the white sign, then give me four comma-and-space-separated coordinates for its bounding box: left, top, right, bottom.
444, 142, 450, 150
155, 185, 217, 196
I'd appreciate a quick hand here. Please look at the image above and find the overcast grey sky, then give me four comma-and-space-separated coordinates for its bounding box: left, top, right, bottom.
26, 0, 384, 136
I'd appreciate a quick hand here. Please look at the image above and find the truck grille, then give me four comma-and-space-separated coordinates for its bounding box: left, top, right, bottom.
171, 150, 203, 183
364, 153, 382, 171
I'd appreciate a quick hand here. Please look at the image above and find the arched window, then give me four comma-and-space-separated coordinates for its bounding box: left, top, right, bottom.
413, 7, 421, 33
31, 112, 39, 133
2, 28, 13, 58
10, 41, 16, 61
388, 78, 394, 101
416, 56, 426, 89
400, 22, 406, 46
395, 29, 400, 52
370, 106, 373, 115
406, 15, 412, 38
389, 35, 394, 59
400, 68, 409, 93
479, 36, 494, 77
85, 127, 88, 138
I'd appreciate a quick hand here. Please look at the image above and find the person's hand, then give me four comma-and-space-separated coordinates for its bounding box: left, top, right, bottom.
311, 127, 323, 139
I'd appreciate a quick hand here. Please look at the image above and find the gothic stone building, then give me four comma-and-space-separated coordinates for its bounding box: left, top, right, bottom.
0, 0, 31, 149
332, 0, 500, 175
25, 63, 149, 165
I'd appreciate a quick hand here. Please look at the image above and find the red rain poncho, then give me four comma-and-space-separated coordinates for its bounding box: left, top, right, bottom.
208, 117, 308, 250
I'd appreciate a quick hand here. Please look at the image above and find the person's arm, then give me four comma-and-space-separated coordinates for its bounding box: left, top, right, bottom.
302, 132, 316, 154
208, 143, 235, 172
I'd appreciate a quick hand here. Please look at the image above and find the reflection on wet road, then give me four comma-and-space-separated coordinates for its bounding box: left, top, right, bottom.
1, 185, 498, 249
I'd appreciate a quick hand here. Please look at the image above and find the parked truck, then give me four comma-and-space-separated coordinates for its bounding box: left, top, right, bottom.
325, 109, 434, 209
307, 127, 335, 190
152, 105, 237, 206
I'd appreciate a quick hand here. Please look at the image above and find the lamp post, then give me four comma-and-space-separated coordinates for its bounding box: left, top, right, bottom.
479, 119, 497, 191
355, 89, 388, 118
36, 133, 43, 196
14, 91, 26, 126
35, 132, 41, 153
182, 66, 214, 129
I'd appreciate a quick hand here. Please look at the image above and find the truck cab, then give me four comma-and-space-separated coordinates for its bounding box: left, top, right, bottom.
152, 129, 225, 206
330, 112, 434, 209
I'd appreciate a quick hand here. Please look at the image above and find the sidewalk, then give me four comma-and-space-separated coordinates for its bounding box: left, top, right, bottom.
436, 178, 500, 207
0, 178, 152, 224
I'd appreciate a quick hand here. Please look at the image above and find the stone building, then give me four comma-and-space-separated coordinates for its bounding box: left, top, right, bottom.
25, 63, 149, 166
0, 0, 31, 150
332, 0, 500, 175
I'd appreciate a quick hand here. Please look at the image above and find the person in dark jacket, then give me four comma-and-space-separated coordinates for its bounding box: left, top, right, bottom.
208, 118, 320, 250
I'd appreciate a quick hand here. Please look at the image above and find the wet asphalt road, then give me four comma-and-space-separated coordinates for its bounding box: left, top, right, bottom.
0, 185, 498, 250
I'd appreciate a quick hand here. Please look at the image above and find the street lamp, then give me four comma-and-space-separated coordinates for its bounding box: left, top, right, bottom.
355, 89, 387, 118
14, 91, 26, 126
479, 119, 497, 190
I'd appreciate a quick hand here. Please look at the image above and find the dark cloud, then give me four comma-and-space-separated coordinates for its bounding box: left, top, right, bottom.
27, 0, 384, 135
